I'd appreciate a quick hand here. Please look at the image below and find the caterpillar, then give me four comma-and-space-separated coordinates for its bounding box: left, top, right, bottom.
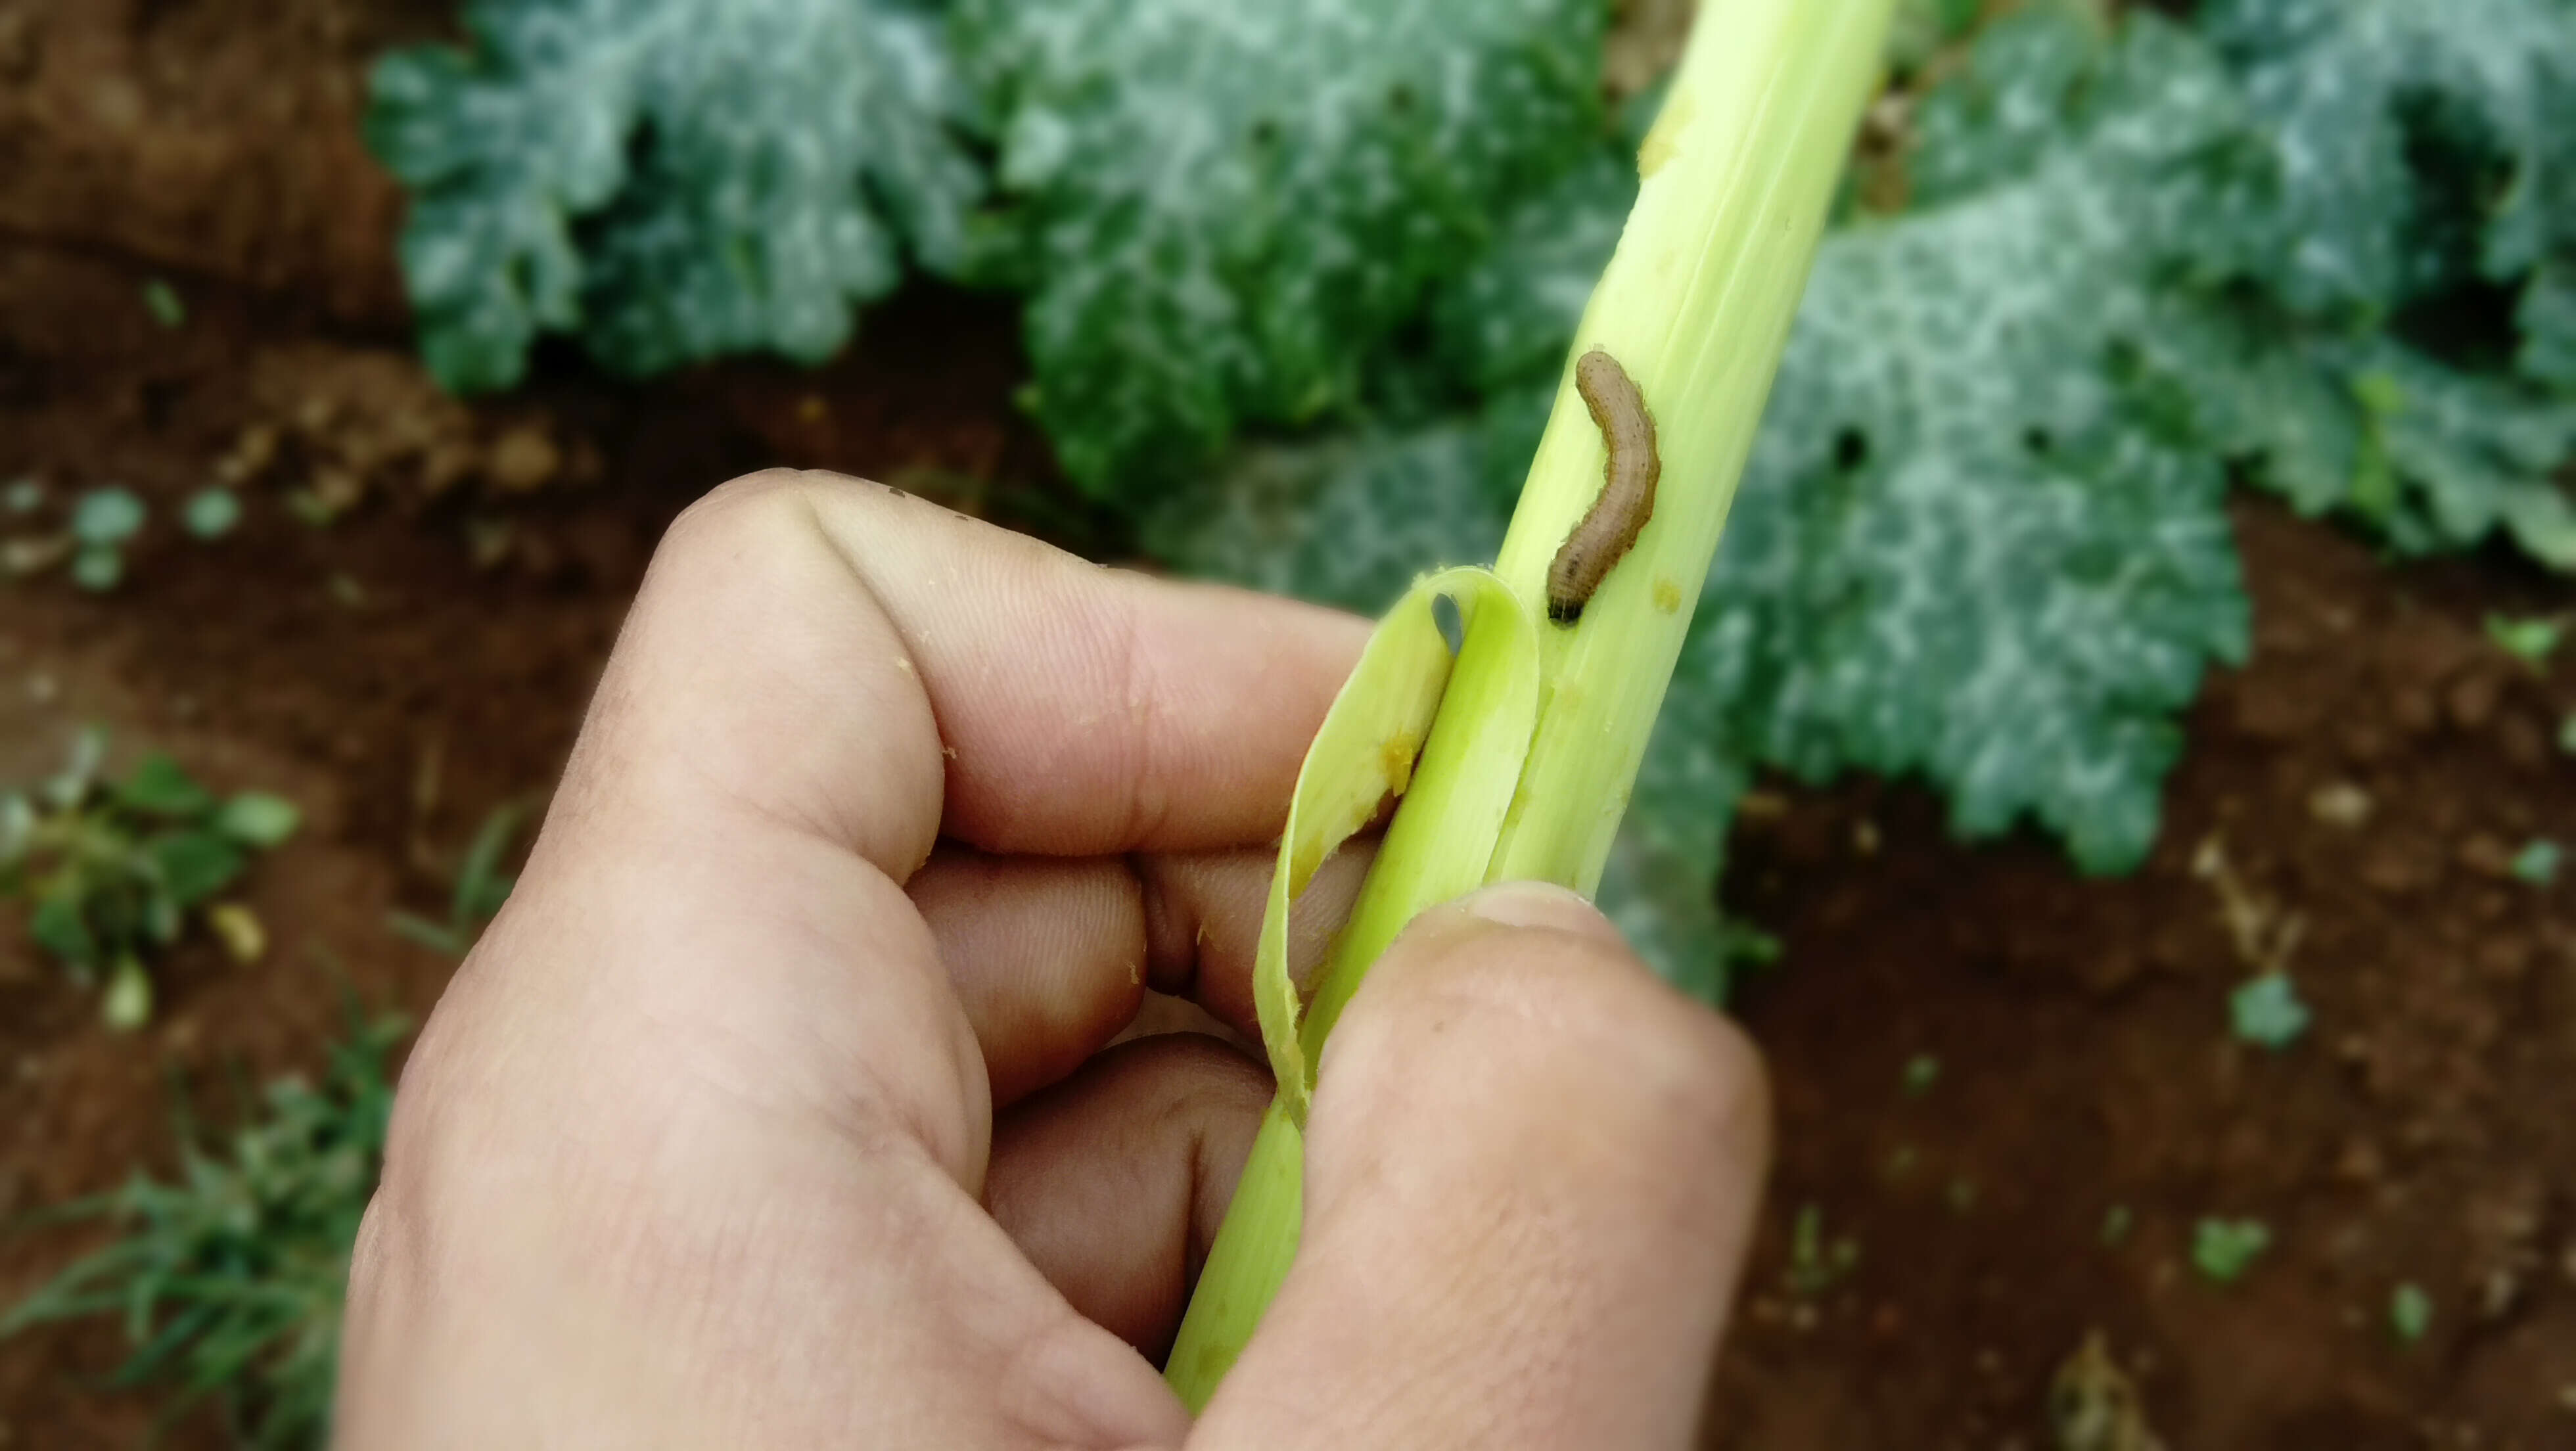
1546, 348, 1660, 624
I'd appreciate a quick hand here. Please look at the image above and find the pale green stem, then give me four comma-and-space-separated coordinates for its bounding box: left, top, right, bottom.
1166, 0, 1895, 1412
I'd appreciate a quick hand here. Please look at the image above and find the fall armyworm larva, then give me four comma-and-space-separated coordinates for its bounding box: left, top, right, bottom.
1546, 348, 1660, 624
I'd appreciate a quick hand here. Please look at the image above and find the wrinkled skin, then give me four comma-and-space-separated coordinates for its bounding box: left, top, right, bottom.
336, 470, 1770, 1449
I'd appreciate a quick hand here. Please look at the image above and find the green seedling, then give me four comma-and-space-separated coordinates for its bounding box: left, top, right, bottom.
2192, 1217, 2270, 1283
141, 278, 187, 329
2485, 613, 2564, 666
2510, 839, 2560, 886
4, 1002, 402, 1448
70, 487, 147, 592
2389, 1282, 2431, 1345
0, 730, 300, 1028
186, 488, 244, 540
2100, 1204, 2133, 1247
2229, 971, 2311, 1049
2, 477, 41, 515
389, 804, 525, 958
1786, 1204, 1862, 1295
1901, 1053, 1941, 1097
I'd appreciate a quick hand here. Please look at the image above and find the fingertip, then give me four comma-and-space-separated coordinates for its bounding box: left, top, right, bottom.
1197, 897, 1771, 1447
1454, 879, 1624, 942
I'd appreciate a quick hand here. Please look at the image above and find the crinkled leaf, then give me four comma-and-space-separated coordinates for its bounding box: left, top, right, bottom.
1706, 16, 2254, 873
1906, 4, 2111, 204
2364, 342, 2576, 564
1139, 395, 1530, 616
1429, 141, 1638, 396
953, 0, 1604, 499
2200, 0, 2576, 313
367, 0, 983, 391
1159, 14, 2261, 991
2523, 264, 2576, 387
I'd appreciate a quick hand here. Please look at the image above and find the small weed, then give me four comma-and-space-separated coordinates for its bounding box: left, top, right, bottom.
0, 730, 299, 1028
185, 488, 244, 540
2192, 1217, 2270, 1283
141, 278, 187, 329
2100, 1204, 2133, 1247
1900, 1053, 1940, 1098
70, 487, 147, 592
3, 1002, 401, 1448
388, 803, 524, 958
1787, 1204, 1860, 1295
2510, 839, 2561, 886
2390, 1282, 2431, 1345
2485, 612, 2564, 665
2228, 971, 2311, 1049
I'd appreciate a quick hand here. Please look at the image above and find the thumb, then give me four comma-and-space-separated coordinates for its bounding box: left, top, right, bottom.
1189, 882, 1771, 1450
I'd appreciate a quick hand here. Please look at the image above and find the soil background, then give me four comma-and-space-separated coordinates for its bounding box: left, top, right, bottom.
3, 1, 2573, 1447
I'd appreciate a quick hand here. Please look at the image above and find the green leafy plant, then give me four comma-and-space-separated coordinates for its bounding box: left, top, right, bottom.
366, 0, 984, 392
0, 731, 301, 1028
1157, 0, 2576, 988
1153, 9, 2264, 986
952, 0, 1606, 500
141, 279, 187, 330
367, 0, 2576, 998
4, 1005, 402, 1449
2229, 971, 2311, 1048
388, 803, 525, 957
185, 488, 244, 541
2390, 1281, 2433, 1345
1786, 1203, 1863, 1295
2512, 838, 2562, 885
2487, 612, 2565, 664
2192, 1216, 2273, 1283
70, 487, 147, 591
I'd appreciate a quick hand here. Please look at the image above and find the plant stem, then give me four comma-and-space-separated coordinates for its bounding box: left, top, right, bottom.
1165, 0, 1894, 1411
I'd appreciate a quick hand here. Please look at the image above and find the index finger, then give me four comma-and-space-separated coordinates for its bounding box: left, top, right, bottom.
556, 469, 1366, 878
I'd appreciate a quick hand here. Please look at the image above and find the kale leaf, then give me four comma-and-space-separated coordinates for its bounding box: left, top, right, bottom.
368, 0, 982, 391
952, 0, 1605, 502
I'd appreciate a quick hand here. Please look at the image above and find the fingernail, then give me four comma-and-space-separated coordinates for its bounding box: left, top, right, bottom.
1460, 881, 1623, 944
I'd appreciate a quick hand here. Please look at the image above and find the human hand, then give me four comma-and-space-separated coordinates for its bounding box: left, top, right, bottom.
336, 471, 1770, 1448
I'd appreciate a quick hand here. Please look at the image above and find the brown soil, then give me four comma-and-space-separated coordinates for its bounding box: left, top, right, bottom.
1711, 505, 2576, 1450
4, 1, 2573, 1447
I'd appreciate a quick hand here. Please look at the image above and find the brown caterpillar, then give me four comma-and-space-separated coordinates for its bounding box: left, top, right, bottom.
1546, 348, 1660, 624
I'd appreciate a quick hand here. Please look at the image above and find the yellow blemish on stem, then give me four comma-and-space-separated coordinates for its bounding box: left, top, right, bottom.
1638, 83, 1694, 178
